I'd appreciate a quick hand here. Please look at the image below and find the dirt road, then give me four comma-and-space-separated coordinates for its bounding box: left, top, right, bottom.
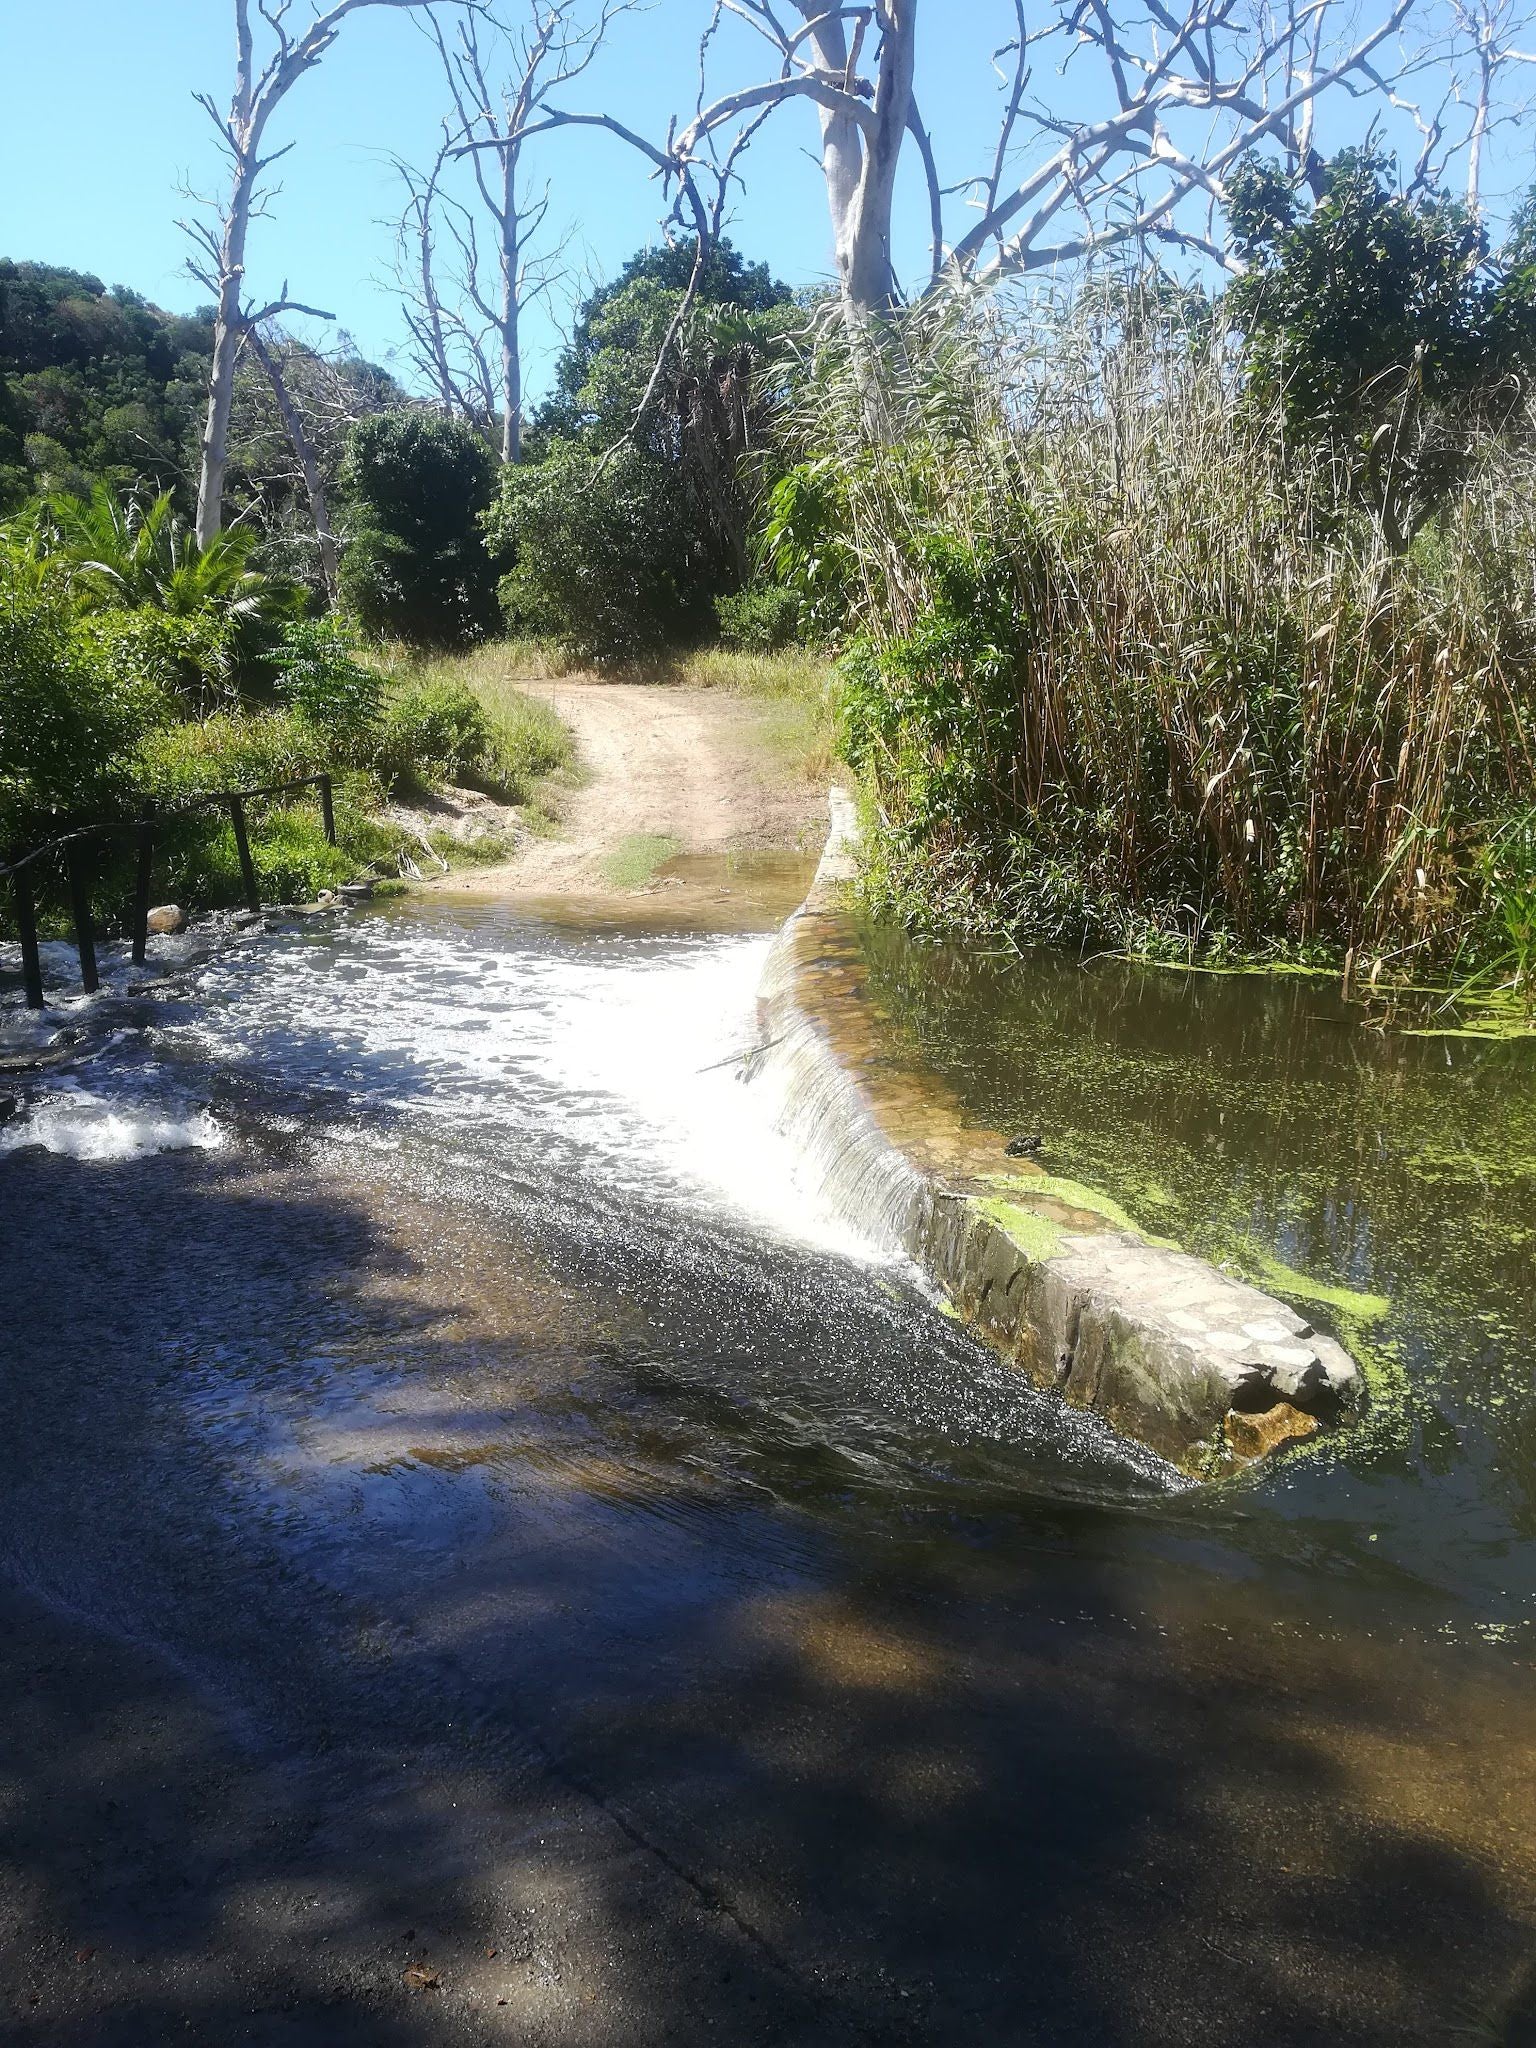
435, 679, 824, 898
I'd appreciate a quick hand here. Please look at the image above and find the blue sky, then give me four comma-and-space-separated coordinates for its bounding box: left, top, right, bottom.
3, 2, 1530, 402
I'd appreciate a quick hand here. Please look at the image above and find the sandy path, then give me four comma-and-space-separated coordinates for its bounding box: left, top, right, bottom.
435, 677, 823, 897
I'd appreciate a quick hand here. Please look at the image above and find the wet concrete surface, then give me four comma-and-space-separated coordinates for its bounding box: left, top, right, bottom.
3, 899, 1536, 2045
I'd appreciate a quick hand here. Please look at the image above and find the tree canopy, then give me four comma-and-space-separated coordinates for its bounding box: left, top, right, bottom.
0, 261, 215, 514
1225, 151, 1536, 542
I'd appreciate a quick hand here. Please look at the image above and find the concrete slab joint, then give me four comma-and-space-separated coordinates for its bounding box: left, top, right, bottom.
755, 786, 1367, 1479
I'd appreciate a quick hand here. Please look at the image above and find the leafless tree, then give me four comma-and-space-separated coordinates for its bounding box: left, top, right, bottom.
227, 327, 398, 590
403, 0, 636, 462
661, 0, 1535, 330
243, 326, 342, 595
185, 0, 445, 549
391, 145, 501, 429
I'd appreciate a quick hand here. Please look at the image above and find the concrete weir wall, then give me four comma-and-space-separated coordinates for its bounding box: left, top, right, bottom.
754, 790, 1365, 1478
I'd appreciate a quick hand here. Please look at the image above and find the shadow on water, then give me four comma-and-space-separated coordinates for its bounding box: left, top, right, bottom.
3, 900, 1536, 2042
4, 1129, 1536, 2046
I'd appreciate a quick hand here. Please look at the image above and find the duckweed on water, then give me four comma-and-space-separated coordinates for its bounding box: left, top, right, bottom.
853, 918, 1536, 1579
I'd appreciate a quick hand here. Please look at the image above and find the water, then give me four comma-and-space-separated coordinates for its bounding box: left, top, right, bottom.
856, 927, 1536, 1623
4, 881, 1536, 2041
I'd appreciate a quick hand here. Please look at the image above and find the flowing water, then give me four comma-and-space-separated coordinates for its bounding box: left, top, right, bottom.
3, 872, 1536, 2044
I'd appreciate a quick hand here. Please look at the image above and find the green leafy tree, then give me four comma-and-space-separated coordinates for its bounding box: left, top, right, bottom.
492, 241, 798, 657
0, 261, 214, 515
537, 240, 792, 445
487, 439, 696, 662
0, 579, 168, 841
338, 410, 499, 647
1226, 151, 1536, 544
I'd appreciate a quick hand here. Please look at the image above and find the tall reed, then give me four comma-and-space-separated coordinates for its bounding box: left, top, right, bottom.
772, 290, 1536, 983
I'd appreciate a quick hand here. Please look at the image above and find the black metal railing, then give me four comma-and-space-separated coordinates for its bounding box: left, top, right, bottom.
2, 774, 336, 1010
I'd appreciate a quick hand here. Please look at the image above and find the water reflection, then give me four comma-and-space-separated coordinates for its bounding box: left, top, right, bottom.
5, 894, 1536, 2039
856, 928, 1536, 1613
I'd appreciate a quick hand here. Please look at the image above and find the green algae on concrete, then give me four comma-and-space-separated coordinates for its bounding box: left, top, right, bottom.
982, 1171, 1181, 1250
1221, 1244, 1391, 1326
972, 1197, 1065, 1264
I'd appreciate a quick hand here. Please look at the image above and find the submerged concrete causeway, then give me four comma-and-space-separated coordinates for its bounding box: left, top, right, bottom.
756, 791, 1365, 1475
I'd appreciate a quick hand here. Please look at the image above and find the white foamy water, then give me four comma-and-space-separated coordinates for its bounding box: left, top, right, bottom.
0, 1084, 225, 1162
173, 916, 882, 1260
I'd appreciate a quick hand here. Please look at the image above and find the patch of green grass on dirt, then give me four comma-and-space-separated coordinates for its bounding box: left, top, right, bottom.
602, 833, 682, 889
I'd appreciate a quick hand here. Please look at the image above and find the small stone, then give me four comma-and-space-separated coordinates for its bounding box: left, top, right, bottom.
232, 909, 262, 929
339, 881, 375, 900
145, 903, 185, 935
1004, 1132, 1043, 1158
1227, 1401, 1321, 1462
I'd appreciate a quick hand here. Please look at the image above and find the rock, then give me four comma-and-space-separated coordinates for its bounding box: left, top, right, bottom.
145, 904, 185, 935
338, 881, 375, 901
1005, 1133, 1043, 1157
232, 909, 263, 929
0, 1095, 17, 1125
1226, 1400, 1322, 1462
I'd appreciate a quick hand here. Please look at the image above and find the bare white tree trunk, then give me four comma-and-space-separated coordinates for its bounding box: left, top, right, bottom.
188, 0, 439, 548
245, 325, 341, 596
410, 1, 632, 464
668, 0, 1528, 334
198, 184, 255, 550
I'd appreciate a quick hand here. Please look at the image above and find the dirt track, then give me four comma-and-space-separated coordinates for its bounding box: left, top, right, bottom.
434, 679, 823, 897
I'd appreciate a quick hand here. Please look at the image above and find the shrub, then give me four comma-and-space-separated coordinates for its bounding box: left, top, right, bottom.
784, 288, 1536, 976
339, 411, 499, 647
759, 459, 859, 641
269, 616, 382, 761
375, 678, 493, 789
135, 707, 327, 802
487, 440, 700, 663
1226, 150, 1536, 545
0, 581, 168, 839
715, 583, 802, 652
77, 605, 234, 714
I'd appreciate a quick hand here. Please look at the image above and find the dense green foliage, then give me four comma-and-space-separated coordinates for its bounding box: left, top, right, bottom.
269, 616, 384, 755
714, 583, 802, 652
1227, 152, 1536, 545
536, 240, 792, 445
0, 477, 565, 933
491, 241, 799, 662
778, 286, 1536, 998
0, 580, 167, 834
339, 409, 500, 647
0, 261, 214, 514
486, 440, 695, 662
0, 258, 405, 596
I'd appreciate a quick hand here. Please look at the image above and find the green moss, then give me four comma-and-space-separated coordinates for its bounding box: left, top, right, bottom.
982, 1170, 1180, 1248
973, 1197, 1065, 1263
1223, 1242, 1390, 1323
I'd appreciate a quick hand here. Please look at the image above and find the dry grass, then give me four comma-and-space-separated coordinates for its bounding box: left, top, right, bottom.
788, 290, 1536, 976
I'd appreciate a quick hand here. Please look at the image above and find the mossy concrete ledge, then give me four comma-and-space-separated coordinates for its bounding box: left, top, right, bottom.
754, 789, 1366, 1478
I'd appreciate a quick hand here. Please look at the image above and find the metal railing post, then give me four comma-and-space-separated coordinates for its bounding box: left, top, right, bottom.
11, 859, 45, 1010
